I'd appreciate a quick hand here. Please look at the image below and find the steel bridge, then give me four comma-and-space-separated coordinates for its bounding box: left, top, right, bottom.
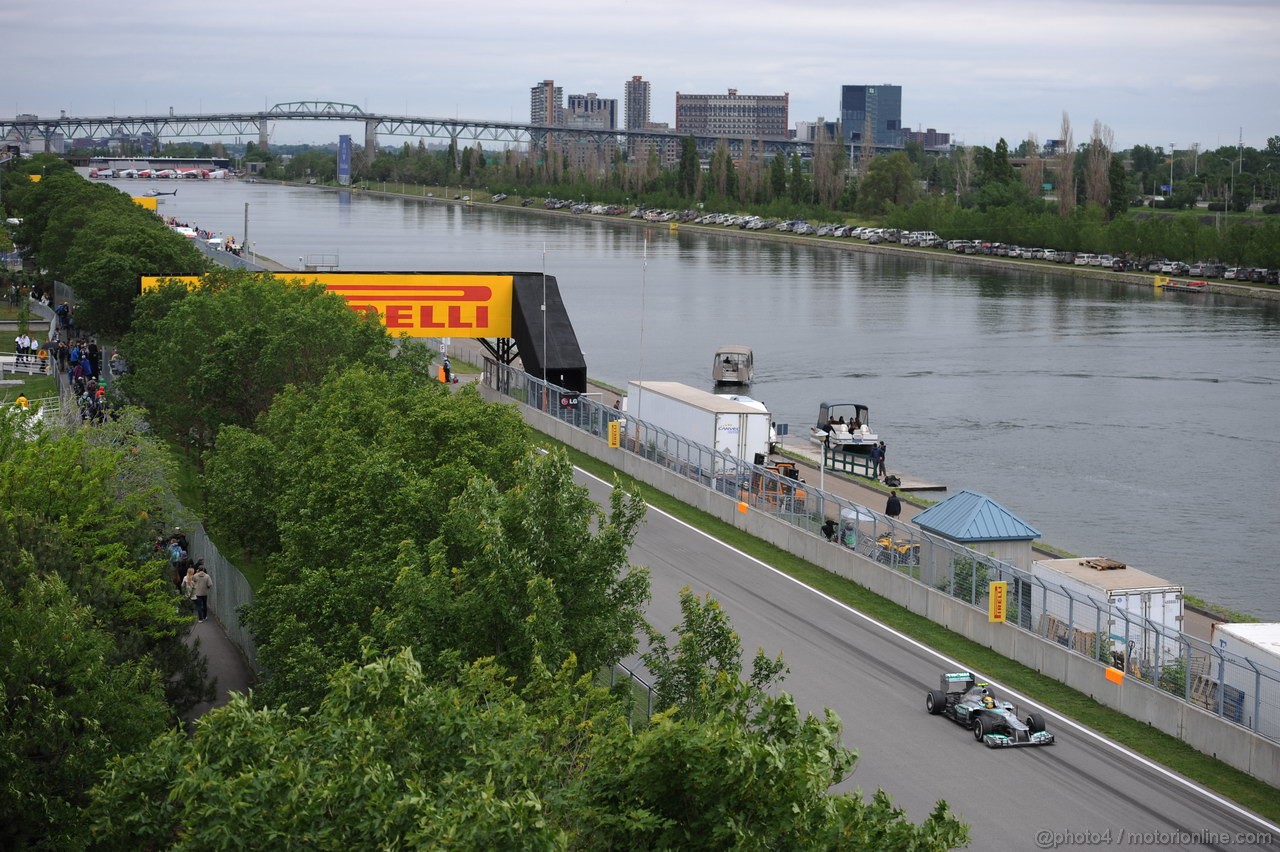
2, 99, 811, 161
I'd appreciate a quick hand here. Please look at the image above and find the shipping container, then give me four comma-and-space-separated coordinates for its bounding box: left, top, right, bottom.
1209, 622, 1280, 739
625, 381, 773, 473
1029, 557, 1184, 668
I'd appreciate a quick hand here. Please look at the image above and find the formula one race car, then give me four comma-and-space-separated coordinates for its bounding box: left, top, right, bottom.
925, 671, 1055, 748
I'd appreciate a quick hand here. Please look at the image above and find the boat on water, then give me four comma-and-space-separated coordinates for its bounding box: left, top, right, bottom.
810, 401, 879, 454
1159, 279, 1208, 293
712, 344, 754, 386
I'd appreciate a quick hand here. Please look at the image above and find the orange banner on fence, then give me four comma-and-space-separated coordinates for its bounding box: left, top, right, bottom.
140, 273, 514, 338
1105, 666, 1125, 685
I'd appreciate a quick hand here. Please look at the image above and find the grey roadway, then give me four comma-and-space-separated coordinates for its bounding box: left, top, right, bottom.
573, 467, 1279, 850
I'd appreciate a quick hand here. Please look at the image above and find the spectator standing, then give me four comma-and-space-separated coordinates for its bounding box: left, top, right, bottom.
191, 562, 213, 623
876, 441, 888, 479
180, 566, 198, 615
885, 490, 902, 519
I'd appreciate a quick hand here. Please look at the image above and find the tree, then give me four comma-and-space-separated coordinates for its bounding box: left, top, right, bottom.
789, 153, 807, 204
1057, 112, 1077, 218
1083, 121, 1114, 213
677, 136, 700, 197
1020, 133, 1045, 201
0, 409, 210, 849
769, 151, 788, 200
93, 636, 968, 850
67, 227, 206, 338
1, 574, 170, 851
952, 146, 977, 202
1108, 156, 1129, 220
643, 588, 785, 721
812, 126, 849, 209
857, 153, 918, 215
119, 269, 392, 453
370, 450, 649, 687
210, 357, 648, 709
707, 139, 737, 201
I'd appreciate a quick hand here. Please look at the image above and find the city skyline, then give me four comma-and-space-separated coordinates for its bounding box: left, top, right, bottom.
8, 0, 1278, 151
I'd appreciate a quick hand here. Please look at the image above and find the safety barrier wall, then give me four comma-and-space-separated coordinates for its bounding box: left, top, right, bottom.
479, 359, 1280, 787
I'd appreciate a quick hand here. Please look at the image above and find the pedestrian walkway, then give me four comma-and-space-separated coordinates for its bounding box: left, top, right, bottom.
183, 616, 254, 728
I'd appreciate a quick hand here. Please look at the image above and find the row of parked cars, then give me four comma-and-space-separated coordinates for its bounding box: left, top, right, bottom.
510, 198, 1277, 285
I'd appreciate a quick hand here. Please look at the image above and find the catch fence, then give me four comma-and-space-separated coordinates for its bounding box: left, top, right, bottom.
186, 523, 258, 671
483, 357, 1280, 744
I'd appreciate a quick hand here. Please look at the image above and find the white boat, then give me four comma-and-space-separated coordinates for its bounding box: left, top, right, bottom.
810, 400, 879, 454
712, 344, 753, 386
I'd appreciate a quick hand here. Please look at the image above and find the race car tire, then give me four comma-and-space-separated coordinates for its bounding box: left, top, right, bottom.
926, 689, 947, 715
1026, 712, 1046, 734
973, 715, 992, 742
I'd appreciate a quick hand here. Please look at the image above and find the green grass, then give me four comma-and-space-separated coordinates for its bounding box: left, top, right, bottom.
1, 372, 57, 403
1185, 595, 1261, 624
551, 440, 1280, 820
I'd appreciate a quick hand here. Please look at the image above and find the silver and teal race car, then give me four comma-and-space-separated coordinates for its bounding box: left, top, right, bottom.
925, 671, 1055, 748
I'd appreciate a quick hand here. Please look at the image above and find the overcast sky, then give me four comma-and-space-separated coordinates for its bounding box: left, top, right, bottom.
7, 0, 1278, 153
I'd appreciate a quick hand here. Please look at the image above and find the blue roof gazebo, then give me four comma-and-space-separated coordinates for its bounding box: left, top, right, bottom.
912, 489, 1041, 568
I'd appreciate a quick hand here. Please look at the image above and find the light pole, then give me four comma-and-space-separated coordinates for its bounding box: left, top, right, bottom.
1169, 143, 1175, 194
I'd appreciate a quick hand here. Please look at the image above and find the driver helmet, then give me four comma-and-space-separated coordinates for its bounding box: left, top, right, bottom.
981, 695, 996, 709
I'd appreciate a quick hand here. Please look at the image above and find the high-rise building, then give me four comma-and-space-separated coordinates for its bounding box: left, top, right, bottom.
565, 93, 617, 130
675, 89, 789, 138
530, 80, 563, 126
624, 75, 650, 131
902, 127, 951, 150
840, 84, 902, 147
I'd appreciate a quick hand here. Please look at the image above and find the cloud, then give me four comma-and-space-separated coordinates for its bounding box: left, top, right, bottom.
10, 0, 1278, 149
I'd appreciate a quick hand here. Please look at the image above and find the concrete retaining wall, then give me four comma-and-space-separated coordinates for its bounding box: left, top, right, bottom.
487, 384, 1280, 788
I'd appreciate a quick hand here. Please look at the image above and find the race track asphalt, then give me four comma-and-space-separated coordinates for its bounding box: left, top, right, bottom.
574, 468, 1279, 851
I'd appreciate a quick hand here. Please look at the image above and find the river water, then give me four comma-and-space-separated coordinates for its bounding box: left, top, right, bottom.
138, 180, 1280, 619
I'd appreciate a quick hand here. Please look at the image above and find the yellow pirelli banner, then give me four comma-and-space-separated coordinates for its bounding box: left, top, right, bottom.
988, 581, 1008, 623
132, 196, 158, 210
140, 273, 514, 338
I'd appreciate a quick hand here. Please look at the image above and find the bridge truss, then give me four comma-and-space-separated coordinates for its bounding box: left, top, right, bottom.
1, 100, 810, 161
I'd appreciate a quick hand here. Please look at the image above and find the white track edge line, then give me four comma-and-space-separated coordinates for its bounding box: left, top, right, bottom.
576, 466, 1280, 833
